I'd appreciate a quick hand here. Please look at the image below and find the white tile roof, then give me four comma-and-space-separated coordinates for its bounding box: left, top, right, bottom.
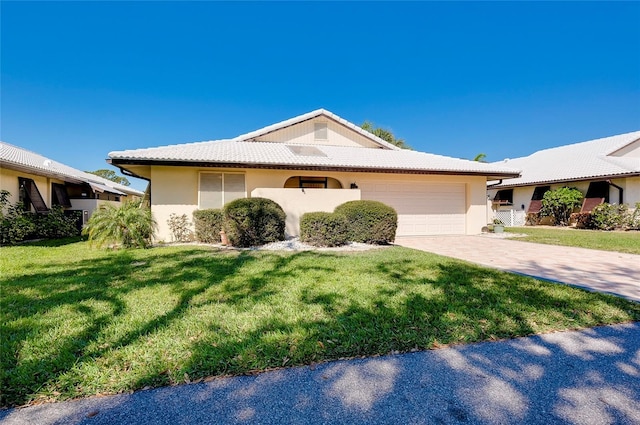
0, 142, 144, 196
492, 131, 640, 188
108, 110, 520, 178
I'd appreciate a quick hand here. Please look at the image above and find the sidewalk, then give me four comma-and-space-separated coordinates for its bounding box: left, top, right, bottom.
1, 323, 639, 425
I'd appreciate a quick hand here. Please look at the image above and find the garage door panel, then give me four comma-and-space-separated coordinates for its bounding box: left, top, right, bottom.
360, 181, 466, 236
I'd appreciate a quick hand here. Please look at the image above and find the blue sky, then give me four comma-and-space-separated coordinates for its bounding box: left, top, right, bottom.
2, 1, 639, 191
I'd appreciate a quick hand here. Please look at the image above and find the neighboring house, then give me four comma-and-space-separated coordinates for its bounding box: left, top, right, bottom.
488, 131, 640, 224
108, 109, 520, 240
0, 142, 145, 223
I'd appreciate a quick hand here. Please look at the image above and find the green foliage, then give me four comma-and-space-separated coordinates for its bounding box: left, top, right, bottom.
334, 200, 398, 244
167, 213, 192, 242
1, 191, 78, 245
300, 212, 349, 247
193, 209, 224, 243
473, 153, 487, 162
1, 207, 36, 245
223, 198, 286, 247
83, 201, 156, 248
540, 187, 584, 226
34, 207, 80, 239
85, 169, 131, 186
361, 121, 411, 149
590, 203, 628, 231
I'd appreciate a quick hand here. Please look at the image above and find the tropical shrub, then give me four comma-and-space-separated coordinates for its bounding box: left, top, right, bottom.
334, 200, 398, 244
34, 206, 80, 239
193, 209, 224, 243
540, 187, 583, 226
167, 213, 192, 242
570, 212, 594, 229
83, 201, 156, 248
591, 203, 628, 231
627, 203, 640, 230
223, 198, 286, 247
525, 212, 541, 226
300, 212, 349, 247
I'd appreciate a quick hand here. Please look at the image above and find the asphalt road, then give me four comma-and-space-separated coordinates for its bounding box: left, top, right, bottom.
1, 322, 639, 425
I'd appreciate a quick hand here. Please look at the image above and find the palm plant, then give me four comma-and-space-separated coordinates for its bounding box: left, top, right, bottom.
83, 201, 156, 248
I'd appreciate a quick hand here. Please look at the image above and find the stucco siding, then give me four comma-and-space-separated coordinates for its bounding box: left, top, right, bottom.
148, 165, 489, 241
254, 117, 381, 148
0, 167, 65, 209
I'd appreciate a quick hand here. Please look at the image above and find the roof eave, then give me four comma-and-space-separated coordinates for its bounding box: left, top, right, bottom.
493, 172, 640, 189
109, 158, 521, 178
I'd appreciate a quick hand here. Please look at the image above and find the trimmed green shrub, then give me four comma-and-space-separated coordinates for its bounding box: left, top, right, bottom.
193, 209, 224, 243
334, 200, 398, 244
540, 187, 584, 226
591, 203, 628, 231
300, 212, 349, 247
223, 198, 286, 247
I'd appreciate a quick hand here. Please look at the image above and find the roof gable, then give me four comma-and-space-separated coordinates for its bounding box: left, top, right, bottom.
234, 109, 401, 150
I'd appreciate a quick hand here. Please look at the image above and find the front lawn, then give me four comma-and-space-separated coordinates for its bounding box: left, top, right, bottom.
506, 226, 640, 255
2, 240, 639, 407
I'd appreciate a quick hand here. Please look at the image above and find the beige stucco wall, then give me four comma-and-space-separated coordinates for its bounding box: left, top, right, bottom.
255, 117, 382, 149
148, 165, 491, 241
0, 167, 65, 210
251, 188, 361, 236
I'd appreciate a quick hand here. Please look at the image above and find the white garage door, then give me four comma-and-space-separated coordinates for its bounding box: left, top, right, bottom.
360, 181, 466, 236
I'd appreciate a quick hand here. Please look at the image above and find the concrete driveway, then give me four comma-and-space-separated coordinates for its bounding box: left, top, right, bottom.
395, 235, 640, 302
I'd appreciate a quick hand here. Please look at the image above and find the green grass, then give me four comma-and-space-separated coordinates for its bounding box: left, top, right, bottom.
2, 240, 639, 407
506, 226, 640, 254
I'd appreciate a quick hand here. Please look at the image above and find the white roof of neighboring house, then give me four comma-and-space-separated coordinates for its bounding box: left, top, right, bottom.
491, 131, 640, 188
108, 109, 520, 179
0, 142, 144, 197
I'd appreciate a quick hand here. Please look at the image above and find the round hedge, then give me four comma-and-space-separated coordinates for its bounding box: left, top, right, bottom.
300, 212, 349, 247
334, 200, 397, 244
223, 198, 286, 247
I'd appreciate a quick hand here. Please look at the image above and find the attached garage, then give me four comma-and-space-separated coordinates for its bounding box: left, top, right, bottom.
360, 181, 466, 236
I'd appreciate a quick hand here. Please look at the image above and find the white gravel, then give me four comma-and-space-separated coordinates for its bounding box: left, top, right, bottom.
157, 237, 387, 252
256, 238, 386, 252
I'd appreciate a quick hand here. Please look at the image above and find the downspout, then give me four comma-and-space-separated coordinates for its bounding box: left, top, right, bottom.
486, 179, 503, 188
607, 180, 623, 204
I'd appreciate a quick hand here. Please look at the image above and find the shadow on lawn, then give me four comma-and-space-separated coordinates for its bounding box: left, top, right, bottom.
1, 246, 638, 408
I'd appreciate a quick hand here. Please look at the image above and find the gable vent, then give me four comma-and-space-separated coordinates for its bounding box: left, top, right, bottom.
314, 123, 328, 140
